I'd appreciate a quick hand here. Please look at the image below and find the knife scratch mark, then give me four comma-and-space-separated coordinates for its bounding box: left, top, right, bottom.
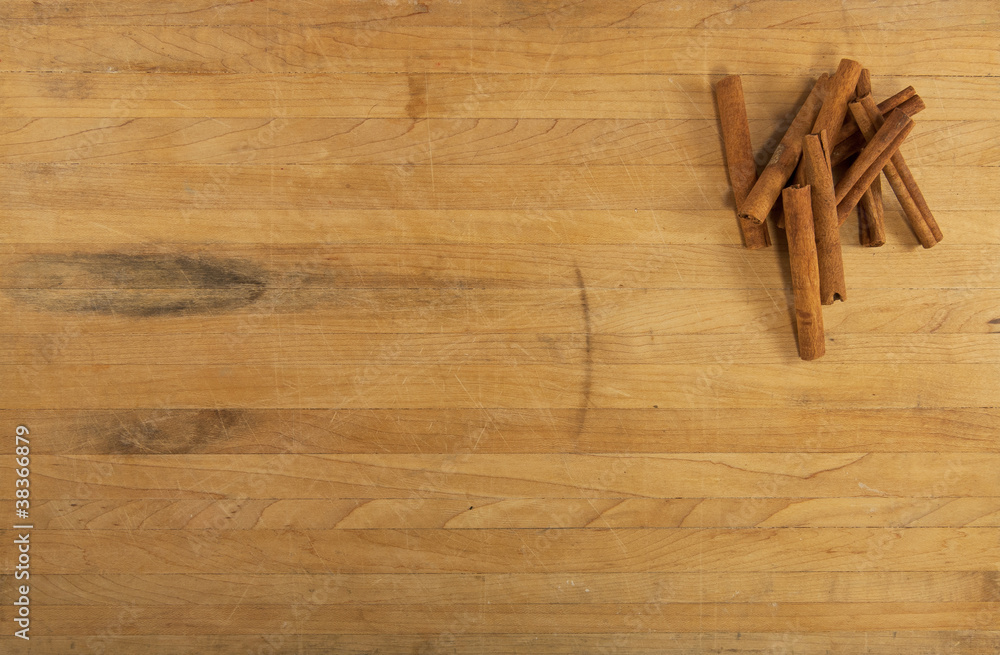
573, 266, 593, 442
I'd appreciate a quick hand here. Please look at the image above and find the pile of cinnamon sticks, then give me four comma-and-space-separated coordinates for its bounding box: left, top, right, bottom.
716, 59, 942, 360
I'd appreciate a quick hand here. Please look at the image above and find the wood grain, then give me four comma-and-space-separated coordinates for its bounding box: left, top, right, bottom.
3, 0, 998, 30
7, 332, 1000, 365
3, 208, 999, 244
0, 118, 994, 167
3, 0, 998, 652
4, 407, 1000, 454
17, 453, 1000, 498
3, 73, 997, 120
17, 633, 1000, 655
5, 362, 1000, 409
4, 26, 998, 75
14, 497, 1000, 530
9, 602, 1000, 633
6, 527, 1000, 574
6, 288, 1000, 337
0, 164, 994, 213
20, 571, 1000, 604
1, 244, 997, 289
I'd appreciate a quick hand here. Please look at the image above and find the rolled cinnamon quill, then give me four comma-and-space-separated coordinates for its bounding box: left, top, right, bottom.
880, 85, 918, 111
858, 181, 886, 247
898, 152, 944, 243
775, 59, 856, 227
739, 74, 829, 225
836, 109, 911, 202
835, 109, 914, 224
716, 75, 771, 249
782, 185, 825, 361
811, 58, 863, 139
858, 95, 943, 243
801, 131, 845, 304
851, 95, 940, 248
856, 68, 872, 97
831, 94, 925, 166
853, 69, 885, 248
834, 84, 916, 146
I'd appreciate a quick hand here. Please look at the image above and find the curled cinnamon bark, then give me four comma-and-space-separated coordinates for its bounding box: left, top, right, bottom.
834, 84, 915, 146
782, 185, 825, 361
811, 58, 863, 139
801, 131, 846, 304
853, 70, 885, 247
858, 181, 886, 247
856, 68, 873, 97
835, 109, 914, 223
739, 74, 829, 225
831, 94, 925, 165
851, 95, 941, 248
716, 75, 771, 249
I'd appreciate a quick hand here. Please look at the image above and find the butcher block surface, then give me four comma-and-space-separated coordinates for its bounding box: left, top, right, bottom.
2, 1, 1000, 653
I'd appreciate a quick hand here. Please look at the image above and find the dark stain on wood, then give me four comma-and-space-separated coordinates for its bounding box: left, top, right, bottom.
984, 570, 1000, 602
45, 74, 94, 100
101, 409, 249, 454
6, 253, 268, 316
405, 74, 427, 120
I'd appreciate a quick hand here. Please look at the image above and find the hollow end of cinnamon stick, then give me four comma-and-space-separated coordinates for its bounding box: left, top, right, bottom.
782, 184, 825, 361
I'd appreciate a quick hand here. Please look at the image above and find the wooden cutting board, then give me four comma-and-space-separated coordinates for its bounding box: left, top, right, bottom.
2, 1, 999, 652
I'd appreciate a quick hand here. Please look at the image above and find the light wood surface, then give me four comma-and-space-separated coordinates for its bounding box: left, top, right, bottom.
2, 1, 999, 653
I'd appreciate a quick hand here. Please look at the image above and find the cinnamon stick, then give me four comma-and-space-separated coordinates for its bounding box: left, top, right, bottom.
858, 181, 885, 247
738, 74, 829, 225
853, 69, 885, 247
835, 109, 912, 203
831, 94, 925, 165
837, 122, 913, 225
715, 75, 771, 249
835, 85, 915, 146
781, 62, 859, 229
811, 58, 863, 139
782, 185, 825, 361
801, 131, 845, 304
856, 68, 872, 97
897, 152, 944, 243
852, 95, 940, 248
835, 108, 911, 201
